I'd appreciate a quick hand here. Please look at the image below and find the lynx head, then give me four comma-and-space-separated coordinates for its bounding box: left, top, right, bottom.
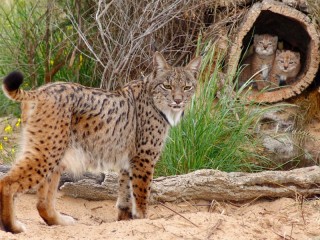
148, 52, 201, 126
275, 50, 300, 73
253, 34, 278, 56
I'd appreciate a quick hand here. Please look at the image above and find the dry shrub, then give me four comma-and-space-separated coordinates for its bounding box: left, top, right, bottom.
66, 0, 249, 90
65, 0, 319, 90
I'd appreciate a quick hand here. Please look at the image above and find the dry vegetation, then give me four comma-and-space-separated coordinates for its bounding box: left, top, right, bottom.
67, 0, 251, 89
66, 0, 319, 91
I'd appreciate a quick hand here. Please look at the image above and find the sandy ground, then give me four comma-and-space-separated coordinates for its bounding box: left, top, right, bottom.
0, 193, 319, 240
1, 114, 320, 240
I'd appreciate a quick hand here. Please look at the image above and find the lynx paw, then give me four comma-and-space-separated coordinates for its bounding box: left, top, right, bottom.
6, 220, 27, 234
117, 207, 132, 221
56, 214, 76, 226
132, 208, 146, 219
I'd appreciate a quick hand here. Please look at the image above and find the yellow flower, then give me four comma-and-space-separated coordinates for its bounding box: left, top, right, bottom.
11, 148, 15, 154
3, 136, 8, 141
0, 143, 3, 151
4, 125, 13, 134
50, 59, 54, 66
79, 54, 83, 68
16, 118, 21, 127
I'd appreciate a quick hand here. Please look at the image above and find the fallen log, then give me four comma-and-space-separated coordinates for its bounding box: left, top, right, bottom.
45, 166, 320, 202
150, 166, 320, 203
1, 165, 319, 202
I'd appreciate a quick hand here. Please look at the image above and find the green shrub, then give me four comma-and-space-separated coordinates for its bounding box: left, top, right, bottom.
0, 0, 98, 116
156, 45, 278, 176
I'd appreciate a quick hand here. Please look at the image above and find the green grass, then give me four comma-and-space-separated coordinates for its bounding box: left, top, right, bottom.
0, 0, 99, 117
156, 46, 280, 176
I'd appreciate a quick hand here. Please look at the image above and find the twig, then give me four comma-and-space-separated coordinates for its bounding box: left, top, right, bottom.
272, 230, 296, 240
206, 219, 223, 239
158, 202, 199, 228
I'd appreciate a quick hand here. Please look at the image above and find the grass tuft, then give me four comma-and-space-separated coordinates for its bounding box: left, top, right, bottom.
156, 45, 281, 176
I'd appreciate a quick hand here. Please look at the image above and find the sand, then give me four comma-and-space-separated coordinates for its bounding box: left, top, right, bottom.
1, 114, 320, 239
0, 193, 319, 240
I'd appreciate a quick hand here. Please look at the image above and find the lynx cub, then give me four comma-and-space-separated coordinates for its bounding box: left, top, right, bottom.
0, 52, 201, 233
269, 49, 301, 86
239, 34, 278, 90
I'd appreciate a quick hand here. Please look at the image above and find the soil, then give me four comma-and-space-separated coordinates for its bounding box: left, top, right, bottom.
1, 116, 320, 240
0, 193, 319, 240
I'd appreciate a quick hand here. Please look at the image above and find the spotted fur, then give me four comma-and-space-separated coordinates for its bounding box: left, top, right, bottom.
0, 52, 201, 233
239, 34, 278, 90
269, 49, 301, 86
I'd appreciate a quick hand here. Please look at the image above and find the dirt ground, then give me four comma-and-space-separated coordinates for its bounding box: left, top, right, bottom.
1, 113, 320, 240
0, 193, 319, 240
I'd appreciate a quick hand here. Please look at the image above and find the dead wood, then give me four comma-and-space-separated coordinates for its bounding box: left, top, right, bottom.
1, 165, 319, 202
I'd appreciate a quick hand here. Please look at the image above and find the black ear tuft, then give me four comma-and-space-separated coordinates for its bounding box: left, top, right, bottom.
3, 71, 24, 91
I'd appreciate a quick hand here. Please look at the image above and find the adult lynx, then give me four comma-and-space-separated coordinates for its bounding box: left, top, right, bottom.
0, 52, 201, 233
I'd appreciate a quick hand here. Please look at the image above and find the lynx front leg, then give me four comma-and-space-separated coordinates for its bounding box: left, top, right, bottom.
37, 167, 75, 226
130, 157, 154, 219
116, 169, 133, 220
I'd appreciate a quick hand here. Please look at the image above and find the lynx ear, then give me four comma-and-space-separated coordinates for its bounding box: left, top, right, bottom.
185, 56, 202, 78
276, 49, 281, 56
294, 52, 300, 59
153, 52, 170, 72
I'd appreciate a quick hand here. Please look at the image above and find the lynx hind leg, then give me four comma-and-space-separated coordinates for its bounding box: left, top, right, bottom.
0, 153, 47, 233
37, 167, 75, 226
116, 169, 133, 220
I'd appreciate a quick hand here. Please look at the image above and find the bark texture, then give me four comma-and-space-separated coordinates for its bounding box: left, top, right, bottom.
1, 165, 319, 202
59, 166, 320, 202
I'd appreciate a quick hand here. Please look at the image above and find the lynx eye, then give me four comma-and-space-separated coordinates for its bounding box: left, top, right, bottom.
161, 84, 172, 90
184, 86, 192, 91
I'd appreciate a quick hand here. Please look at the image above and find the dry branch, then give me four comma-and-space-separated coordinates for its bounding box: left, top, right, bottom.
33, 166, 320, 202
1, 165, 320, 202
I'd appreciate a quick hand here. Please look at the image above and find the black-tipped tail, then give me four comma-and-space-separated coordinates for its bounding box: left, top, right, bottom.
3, 71, 24, 92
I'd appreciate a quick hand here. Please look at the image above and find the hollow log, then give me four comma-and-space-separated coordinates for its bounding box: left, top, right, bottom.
227, 0, 320, 103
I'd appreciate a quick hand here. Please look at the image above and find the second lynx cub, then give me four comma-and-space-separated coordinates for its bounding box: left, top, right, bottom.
239, 34, 278, 90
270, 50, 301, 86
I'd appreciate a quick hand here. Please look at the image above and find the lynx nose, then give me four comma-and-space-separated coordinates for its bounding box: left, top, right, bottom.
174, 98, 183, 104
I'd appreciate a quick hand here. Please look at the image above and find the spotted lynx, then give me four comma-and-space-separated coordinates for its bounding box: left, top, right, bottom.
239, 34, 278, 90
269, 49, 301, 86
0, 52, 201, 233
